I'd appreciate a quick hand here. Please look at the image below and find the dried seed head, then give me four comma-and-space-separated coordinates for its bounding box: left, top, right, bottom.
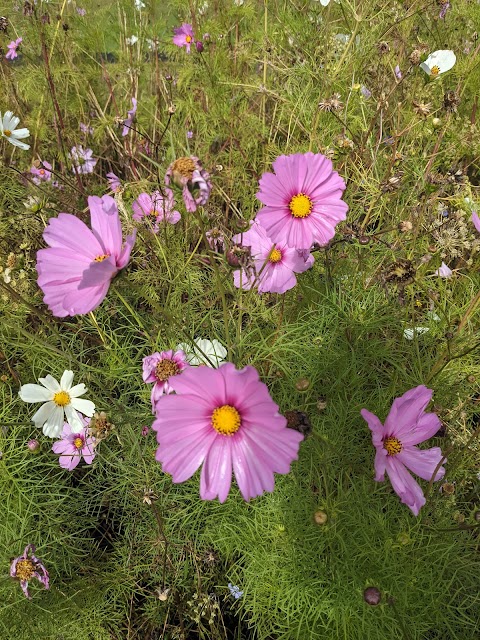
398, 220, 413, 232
0, 16, 9, 32
441, 482, 455, 496
377, 41, 390, 54
413, 101, 432, 117
318, 93, 344, 112
409, 49, 421, 65
88, 411, 115, 441
295, 377, 310, 391
285, 410, 312, 437
443, 90, 460, 113
226, 244, 251, 268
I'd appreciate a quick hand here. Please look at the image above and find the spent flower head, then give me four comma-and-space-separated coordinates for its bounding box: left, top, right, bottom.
10, 544, 49, 599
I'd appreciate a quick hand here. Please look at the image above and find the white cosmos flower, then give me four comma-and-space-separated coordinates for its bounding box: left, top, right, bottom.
126, 35, 139, 46
19, 370, 95, 438
319, 0, 331, 5
420, 50, 456, 77
403, 327, 430, 340
176, 338, 227, 368
0, 111, 30, 150
134, 0, 145, 8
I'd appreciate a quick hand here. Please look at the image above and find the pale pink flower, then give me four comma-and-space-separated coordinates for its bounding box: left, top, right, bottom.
132, 189, 181, 232
122, 97, 137, 136
232, 219, 314, 294
256, 152, 348, 250
10, 544, 49, 599
142, 350, 189, 413
434, 262, 452, 278
6, 37, 22, 61
52, 418, 96, 470
36, 195, 136, 317
152, 363, 303, 502
173, 23, 195, 53
472, 211, 480, 233
70, 146, 97, 174
106, 172, 121, 192
165, 156, 211, 212
361, 385, 445, 515
30, 161, 52, 184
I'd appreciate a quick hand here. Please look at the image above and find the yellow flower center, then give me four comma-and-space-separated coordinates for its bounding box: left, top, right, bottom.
269, 247, 282, 263
4, 129, 11, 137
171, 157, 196, 179
186, 35, 193, 43
430, 65, 440, 76
39, 169, 45, 175
289, 193, 313, 218
155, 359, 180, 382
15, 559, 34, 581
94, 254, 110, 262
211, 405, 241, 436
383, 436, 403, 456
53, 390, 70, 407
73, 437, 84, 449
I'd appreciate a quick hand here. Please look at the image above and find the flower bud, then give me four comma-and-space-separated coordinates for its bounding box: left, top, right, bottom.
195, 40, 204, 53
363, 587, 381, 605
27, 439, 40, 452
432, 117, 441, 129
295, 377, 310, 392
313, 510, 328, 525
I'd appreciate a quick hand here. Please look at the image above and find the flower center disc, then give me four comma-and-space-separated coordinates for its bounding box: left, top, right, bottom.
4, 129, 11, 137
185, 35, 192, 43
211, 405, 241, 436
289, 193, 313, 218
171, 157, 196, 179
155, 359, 180, 382
53, 390, 71, 407
269, 247, 282, 263
383, 436, 403, 456
15, 559, 34, 581
94, 254, 110, 262
73, 437, 84, 450
430, 65, 440, 76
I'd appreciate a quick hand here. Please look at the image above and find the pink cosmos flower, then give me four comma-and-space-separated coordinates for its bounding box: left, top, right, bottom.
106, 171, 122, 192
361, 385, 445, 516
36, 195, 136, 317
256, 152, 348, 251
52, 418, 96, 470
165, 156, 211, 212
142, 349, 189, 413
173, 23, 195, 53
122, 97, 137, 136
472, 211, 480, 233
434, 262, 452, 278
232, 219, 314, 294
152, 363, 304, 502
30, 160, 52, 184
6, 37, 22, 61
132, 189, 181, 232
10, 544, 49, 599
70, 146, 97, 175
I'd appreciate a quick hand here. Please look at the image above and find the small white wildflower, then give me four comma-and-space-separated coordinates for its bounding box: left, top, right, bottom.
434, 262, 453, 278
420, 50, 456, 77
134, 0, 145, 8
126, 35, 139, 46
403, 327, 430, 340
0, 111, 30, 150
2, 268, 11, 284
19, 370, 95, 438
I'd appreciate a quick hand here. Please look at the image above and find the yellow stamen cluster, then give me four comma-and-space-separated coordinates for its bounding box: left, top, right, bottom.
269, 248, 282, 263
211, 405, 241, 436
155, 359, 180, 382
171, 157, 196, 179
185, 35, 193, 43
430, 65, 440, 76
73, 437, 84, 450
53, 390, 70, 407
94, 254, 110, 262
4, 129, 11, 137
383, 436, 403, 456
289, 193, 313, 218
15, 559, 34, 581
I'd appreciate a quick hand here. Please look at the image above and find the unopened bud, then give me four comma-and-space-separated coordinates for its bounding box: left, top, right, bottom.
363, 587, 381, 606
313, 510, 328, 525
295, 377, 310, 392
27, 439, 40, 452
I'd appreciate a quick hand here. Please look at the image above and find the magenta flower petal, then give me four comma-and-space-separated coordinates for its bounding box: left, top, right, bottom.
153, 363, 303, 501
386, 457, 426, 516
36, 199, 135, 316
256, 152, 348, 250
472, 211, 480, 233
397, 446, 445, 481
361, 385, 446, 515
